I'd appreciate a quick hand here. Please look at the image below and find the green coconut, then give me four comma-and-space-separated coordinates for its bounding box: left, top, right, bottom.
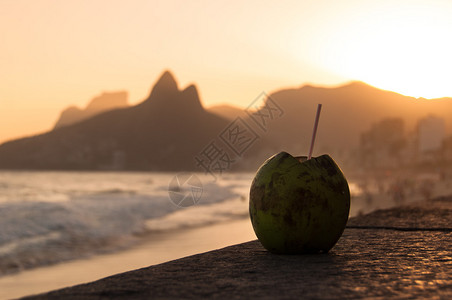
249, 151, 350, 254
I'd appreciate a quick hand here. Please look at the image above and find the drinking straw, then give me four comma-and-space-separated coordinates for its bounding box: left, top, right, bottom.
308, 104, 322, 160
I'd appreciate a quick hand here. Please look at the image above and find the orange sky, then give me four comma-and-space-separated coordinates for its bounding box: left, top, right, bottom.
1, 0, 452, 144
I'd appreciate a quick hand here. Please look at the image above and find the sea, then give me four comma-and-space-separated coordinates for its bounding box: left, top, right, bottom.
0, 171, 257, 275
1, 169, 442, 277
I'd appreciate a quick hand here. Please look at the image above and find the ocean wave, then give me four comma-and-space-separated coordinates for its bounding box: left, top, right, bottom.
92, 188, 138, 195
0, 171, 251, 276
145, 197, 249, 232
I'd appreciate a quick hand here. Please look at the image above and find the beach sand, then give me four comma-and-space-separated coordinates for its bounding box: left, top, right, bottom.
0, 218, 256, 300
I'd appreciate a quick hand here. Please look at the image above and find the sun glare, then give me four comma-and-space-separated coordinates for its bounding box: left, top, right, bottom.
305, 1, 452, 99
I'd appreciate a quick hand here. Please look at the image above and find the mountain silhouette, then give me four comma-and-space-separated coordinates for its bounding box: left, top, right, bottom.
139, 71, 204, 115
54, 91, 129, 129
0, 72, 451, 171
234, 81, 452, 170
0, 71, 229, 170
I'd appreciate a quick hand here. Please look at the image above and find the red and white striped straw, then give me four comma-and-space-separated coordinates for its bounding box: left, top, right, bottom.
308, 104, 322, 160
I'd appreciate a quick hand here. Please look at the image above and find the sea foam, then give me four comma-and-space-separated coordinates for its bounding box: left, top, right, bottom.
0, 171, 253, 275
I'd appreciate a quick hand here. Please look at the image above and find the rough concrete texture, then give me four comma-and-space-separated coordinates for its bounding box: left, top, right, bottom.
23, 197, 452, 300
347, 196, 452, 230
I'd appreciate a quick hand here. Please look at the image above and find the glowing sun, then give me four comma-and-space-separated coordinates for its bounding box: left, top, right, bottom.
308, 1, 452, 98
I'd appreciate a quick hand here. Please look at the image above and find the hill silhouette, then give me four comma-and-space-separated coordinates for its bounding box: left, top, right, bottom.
262, 81, 452, 156
0, 71, 229, 170
215, 81, 452, 170
0, 73, 451, 171
54, 91, 129, 129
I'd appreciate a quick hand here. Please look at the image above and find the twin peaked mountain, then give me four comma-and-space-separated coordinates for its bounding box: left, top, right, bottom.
0, 71, 229, 171
0, 70, 451, 171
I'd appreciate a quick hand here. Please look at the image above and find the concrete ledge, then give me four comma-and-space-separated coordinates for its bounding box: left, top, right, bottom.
23, 197, 452, 299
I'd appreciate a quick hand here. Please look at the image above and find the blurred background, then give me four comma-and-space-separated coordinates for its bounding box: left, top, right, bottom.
1, 0, 452, 298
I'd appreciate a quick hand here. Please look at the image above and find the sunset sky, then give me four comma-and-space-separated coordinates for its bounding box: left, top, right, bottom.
1, 0, 452, 144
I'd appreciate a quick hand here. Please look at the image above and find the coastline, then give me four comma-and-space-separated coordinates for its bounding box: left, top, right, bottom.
0, 218, 256, 300
21, 196, 452, 299
3, 174, 451, 299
